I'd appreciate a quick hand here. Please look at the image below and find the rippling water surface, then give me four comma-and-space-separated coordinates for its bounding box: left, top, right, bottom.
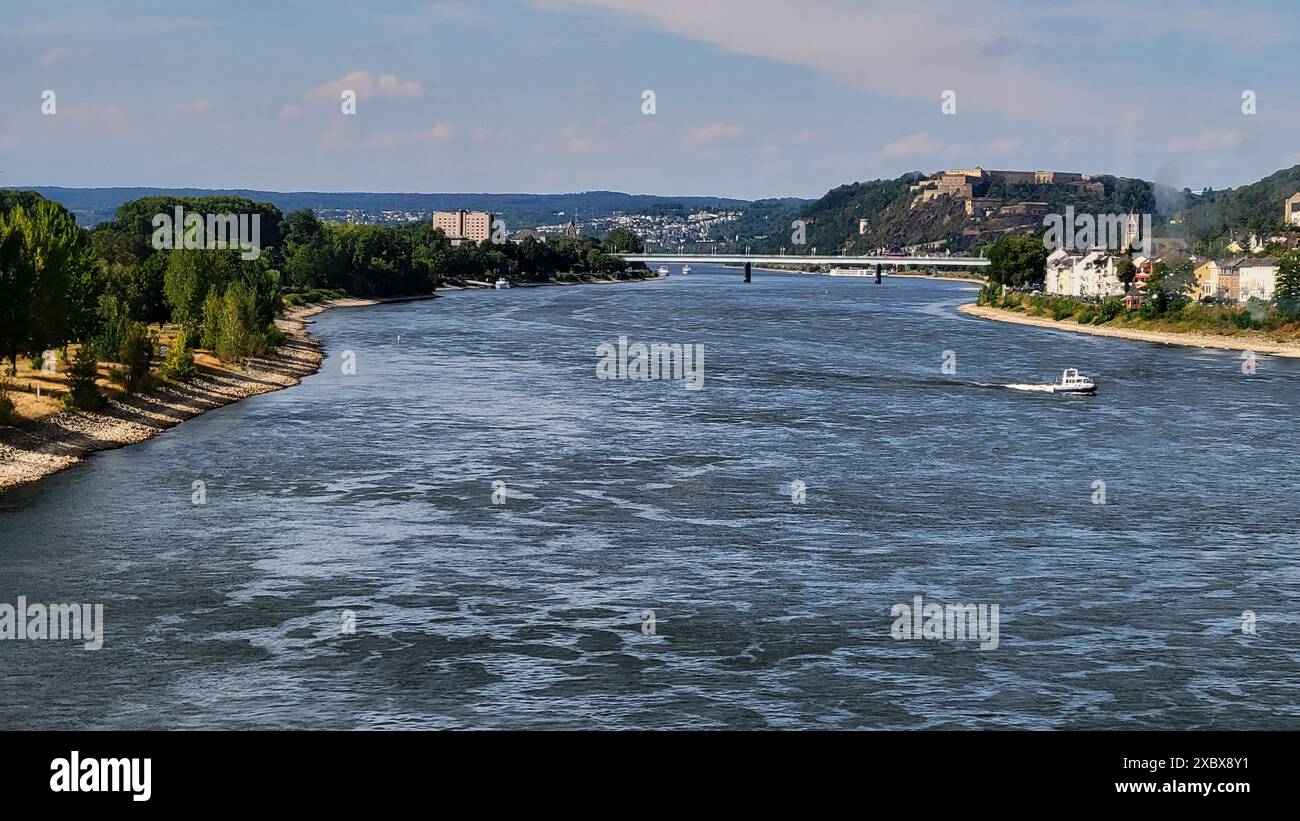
2, 266, 1298, 729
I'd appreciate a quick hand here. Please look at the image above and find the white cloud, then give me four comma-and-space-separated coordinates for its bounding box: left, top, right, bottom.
683, 121, 743, 145
305, 70, 423, 103
533, 0, 1071, 122
881, 132, 945, 159
368, 122, 455, 147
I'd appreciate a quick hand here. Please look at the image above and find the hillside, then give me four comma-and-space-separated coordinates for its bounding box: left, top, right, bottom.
18, 187, 754, 228
1176, 164, 1300, 243
756, 170, 1176, 255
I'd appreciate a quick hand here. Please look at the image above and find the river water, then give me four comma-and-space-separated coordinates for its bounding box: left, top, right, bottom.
2, 265, 1297, 729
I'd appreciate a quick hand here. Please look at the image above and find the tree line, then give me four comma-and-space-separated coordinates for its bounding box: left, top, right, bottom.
1, 190, 646, 413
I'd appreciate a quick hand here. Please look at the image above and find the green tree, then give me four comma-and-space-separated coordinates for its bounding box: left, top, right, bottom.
0, 209, 34, 375
986, 235, 1047, 290
1115, 258, 1137, 291
93, 293, 131, 361
602, 227, 644, 254
63, 346, 105, 411
215, 281, 257, 362
1147, 257, 1197, 312
115, 321, 154, 394
0, 200, 95, 373
1275, 251, 1300, 318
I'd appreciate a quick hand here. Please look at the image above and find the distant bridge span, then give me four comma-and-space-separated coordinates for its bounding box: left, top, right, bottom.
618, 254, 989, 269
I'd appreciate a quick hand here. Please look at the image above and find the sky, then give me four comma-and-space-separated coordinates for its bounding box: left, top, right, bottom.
1, 0, 1297, 200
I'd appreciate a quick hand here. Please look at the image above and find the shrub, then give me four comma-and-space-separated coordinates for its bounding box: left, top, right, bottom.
0, 378, 16, 425
160, 341, 196, 381
1097, 296, 1125, 323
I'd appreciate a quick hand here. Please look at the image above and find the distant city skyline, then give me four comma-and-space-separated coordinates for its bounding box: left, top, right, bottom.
1, 0, 1297, 199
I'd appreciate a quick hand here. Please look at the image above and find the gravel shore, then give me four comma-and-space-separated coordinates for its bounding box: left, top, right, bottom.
958, 303, 1300, 357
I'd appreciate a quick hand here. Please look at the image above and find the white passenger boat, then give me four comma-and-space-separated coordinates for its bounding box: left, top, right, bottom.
1050, 368, 1096, 394
828, 267, 872, 277
494, 277, 510, 289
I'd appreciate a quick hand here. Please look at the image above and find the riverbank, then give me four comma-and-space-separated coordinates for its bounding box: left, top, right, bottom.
0, 295, 436, 494
958, 303, 1300, 357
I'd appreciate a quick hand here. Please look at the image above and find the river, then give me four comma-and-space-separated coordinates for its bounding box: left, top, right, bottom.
1, 265, 1297, 729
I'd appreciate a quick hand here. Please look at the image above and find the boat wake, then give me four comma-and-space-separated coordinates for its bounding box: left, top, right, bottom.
1000, 383, 1056, 393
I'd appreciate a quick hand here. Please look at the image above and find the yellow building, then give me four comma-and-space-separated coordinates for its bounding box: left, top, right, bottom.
1193, 260, 1220, 300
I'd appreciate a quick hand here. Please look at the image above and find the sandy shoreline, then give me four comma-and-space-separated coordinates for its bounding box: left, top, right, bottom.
958, 303, 1300, 357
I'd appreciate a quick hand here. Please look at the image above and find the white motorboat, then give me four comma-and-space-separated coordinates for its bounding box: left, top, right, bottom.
1051, 368, 1096, 394
657, 266, 670, 276
681, 264, 692, 275
494, 277, 510, 289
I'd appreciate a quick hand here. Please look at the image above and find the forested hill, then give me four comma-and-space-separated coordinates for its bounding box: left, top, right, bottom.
18, 187, 753, 228
1176, 164, 1300, 244
756, 172, 1169, 255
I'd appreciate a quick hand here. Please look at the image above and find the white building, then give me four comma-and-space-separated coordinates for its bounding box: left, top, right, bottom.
1044, 248, 1125, 298
1238, 257, 1281, 302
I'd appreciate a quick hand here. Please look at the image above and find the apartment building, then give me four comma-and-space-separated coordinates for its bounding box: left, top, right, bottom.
432, 210, 495, 244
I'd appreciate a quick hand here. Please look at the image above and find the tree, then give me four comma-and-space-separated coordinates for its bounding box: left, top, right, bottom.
0, 200, 94, 373
215, 281, 257, 362
63, 346, 104, 411
1115, 258, 1137, 291
0, 209, 34, 375
1275, 250, 1300, 318
115, 321, 155, 394
986, 235, 1047, 290
1147, 256, 1197, 312
602, 227, 644, 254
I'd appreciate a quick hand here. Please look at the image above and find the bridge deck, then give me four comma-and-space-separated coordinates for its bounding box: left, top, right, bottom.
619, 254, 988, 268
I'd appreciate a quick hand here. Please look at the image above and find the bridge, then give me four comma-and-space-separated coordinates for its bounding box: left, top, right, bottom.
619, 254, 988, 269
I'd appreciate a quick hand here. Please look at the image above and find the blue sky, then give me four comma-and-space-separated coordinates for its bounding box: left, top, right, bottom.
1, 0, 1297, 199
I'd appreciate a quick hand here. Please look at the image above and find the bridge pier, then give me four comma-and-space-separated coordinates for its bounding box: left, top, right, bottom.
744, 262, 751, 284
876, 263, 882, 284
